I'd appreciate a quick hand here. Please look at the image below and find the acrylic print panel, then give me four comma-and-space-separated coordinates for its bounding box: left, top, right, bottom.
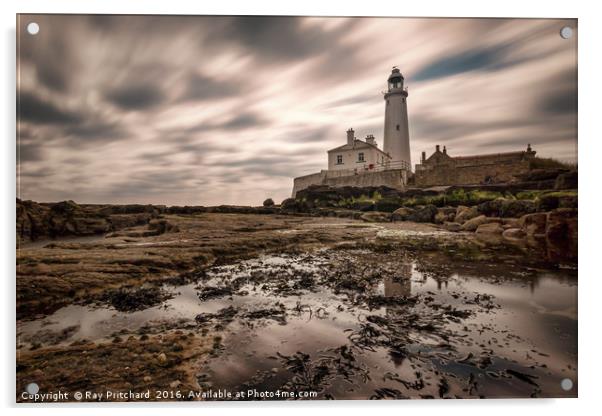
16, 14, 577, 402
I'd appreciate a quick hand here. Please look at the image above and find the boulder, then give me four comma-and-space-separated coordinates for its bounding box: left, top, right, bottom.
554, 171, 578, 190
434, 207, 456, 224
280, 198, 310, 213
407, 204, 438, 223
391, 207, 415, 222
546, 208, 577, 261
502, 228, 526, 241
518, 213, 547, 236
263, 198, 275, 207
475, 222, 504, 235
479, 198, 536, 218
536, 193, 578, 212
444, 222, 462, 232
477, 198, 505, 217
461, 215, 490, 232
455, 206, 479, 224
360, 212, 392, 223
502, 199, 536, 217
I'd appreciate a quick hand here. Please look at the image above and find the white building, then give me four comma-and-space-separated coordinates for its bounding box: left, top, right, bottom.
291, 67, 412, 196
327, 129, 391, 172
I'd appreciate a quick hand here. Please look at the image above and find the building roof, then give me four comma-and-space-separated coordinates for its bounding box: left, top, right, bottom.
452, 150, 528, 160
327, 140, 390, 157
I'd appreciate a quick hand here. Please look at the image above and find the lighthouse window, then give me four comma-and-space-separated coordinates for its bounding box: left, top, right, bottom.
396, 124, 400, 130
358, 152, 365, 162
336, 155, 343, 164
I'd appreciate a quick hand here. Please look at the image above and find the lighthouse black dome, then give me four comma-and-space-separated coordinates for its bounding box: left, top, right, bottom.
388, 67, 404, 81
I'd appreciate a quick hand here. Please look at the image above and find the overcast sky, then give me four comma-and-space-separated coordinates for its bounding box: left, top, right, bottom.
17, 15, 577, 206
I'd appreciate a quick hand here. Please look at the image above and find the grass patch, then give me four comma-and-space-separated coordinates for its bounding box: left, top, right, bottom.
516, 190, 544, 200
401, 189, 503, 207
529, 157, 576, 170
538, 190, 578, 198
336, 191, 386, 209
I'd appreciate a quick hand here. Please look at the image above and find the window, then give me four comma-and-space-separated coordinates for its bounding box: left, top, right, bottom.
389, 77, 402, 89
336, 155, 343, 164
358, 152, 365, 162
396, 124, 400, 130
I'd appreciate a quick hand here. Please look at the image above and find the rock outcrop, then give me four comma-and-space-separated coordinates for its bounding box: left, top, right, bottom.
16, 199, 162, 243
545, 208, 577, 261
407, 205, 438, 223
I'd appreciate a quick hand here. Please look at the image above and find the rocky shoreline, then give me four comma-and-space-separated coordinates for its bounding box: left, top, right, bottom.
16, 175, 577, 399
16, 177, 577, 320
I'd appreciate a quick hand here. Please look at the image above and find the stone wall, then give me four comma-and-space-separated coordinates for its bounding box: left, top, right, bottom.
292, 169, 407, 197
415, 158, 531, 187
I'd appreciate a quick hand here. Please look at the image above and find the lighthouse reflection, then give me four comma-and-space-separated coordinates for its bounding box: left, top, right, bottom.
383, 263, 413, 298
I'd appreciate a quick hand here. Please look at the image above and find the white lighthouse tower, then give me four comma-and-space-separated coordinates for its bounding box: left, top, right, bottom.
383, 67, 411, 171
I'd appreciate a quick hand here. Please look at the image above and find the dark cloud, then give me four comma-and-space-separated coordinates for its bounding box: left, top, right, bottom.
280, 127, 331, 143
540, 88, 577, 115
63, 120, 127, 147
18, 91, 82, 125
215, 16, 363, 81
17, 142, 42, 163
19, 166, 55, 178
105, 84, 166, 110
222, 16, 321, 61
220, 113, 267, 130
19, 15, 76, 93
36, 61, 70, 93
180, 72, 237, 102
414, 46, 508, 82
183, 113, 268, 133
537, 69, 577, 115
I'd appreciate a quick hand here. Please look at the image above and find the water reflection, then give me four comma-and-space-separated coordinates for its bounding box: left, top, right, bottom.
17, 252, 578, 399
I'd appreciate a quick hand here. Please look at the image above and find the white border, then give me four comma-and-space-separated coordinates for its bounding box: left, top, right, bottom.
2, 1, 600, 415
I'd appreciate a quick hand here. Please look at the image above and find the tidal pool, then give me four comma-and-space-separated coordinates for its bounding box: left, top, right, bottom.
17, 249, 577, 400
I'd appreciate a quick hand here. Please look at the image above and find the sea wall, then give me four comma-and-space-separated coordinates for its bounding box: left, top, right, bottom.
292, 169, 406, 197
414, 159, 531, 187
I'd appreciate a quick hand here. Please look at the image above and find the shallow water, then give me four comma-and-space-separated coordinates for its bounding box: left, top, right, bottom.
17, 250, 577, 399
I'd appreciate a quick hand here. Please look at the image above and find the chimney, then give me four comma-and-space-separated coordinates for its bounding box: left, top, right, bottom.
421, 151, 426, 164
365, 134, 375, 145
443, 146, 447, 155
347, 128, 355, 146
436, 144, 440, 152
